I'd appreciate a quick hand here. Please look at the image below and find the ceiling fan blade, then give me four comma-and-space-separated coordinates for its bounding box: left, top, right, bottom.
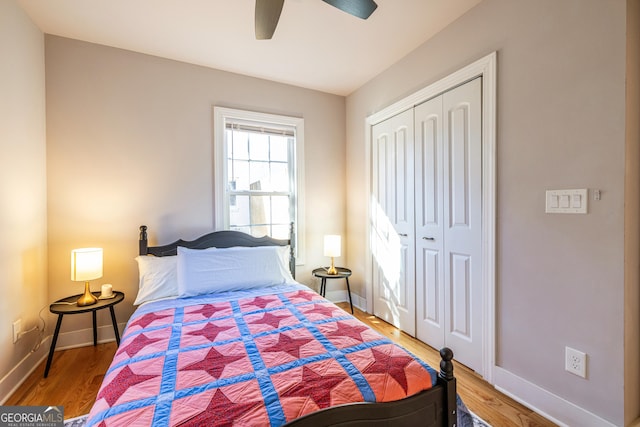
255, 0, 285, 40
322, 0, 378, 20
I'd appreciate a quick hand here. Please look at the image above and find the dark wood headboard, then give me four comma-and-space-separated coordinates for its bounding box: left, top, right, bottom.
139, 224, 296, 278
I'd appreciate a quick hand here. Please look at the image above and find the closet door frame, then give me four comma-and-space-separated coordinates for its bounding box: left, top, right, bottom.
365, 51, 497, 382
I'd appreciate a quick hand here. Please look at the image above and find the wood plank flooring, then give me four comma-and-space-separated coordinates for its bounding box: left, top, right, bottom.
5, 342, 117, 419
6, 303, 557, 426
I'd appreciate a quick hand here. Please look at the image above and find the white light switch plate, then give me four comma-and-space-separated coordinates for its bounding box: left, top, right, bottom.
546, 189, 588, 214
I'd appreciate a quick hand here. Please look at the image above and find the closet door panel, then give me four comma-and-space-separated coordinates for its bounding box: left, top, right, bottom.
372, 128, 389, 241
392, 125, 411, 225
371, 126, 390, 322
417, 247, 444, 347
415, 96, 445, 346
443, 77, 482, 372
371, 109, 416, 336
450, 252, 471, 338
449, 105, 471, 228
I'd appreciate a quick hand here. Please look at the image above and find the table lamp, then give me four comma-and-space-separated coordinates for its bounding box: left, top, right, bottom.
71, 248, 103, 306
324, 235, 341, 275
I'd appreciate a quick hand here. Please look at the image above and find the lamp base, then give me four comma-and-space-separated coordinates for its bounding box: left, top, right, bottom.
77, 282, 98, 306
327, 258, 338, 275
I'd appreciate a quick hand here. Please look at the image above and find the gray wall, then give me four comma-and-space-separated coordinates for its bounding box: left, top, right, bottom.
44, 36, 346, 343
0, 0, 48, 400
345, 0, 635, 425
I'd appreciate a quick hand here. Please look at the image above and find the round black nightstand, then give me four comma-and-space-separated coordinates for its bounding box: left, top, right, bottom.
312, 267, 353, 314
44, 291, 124, 378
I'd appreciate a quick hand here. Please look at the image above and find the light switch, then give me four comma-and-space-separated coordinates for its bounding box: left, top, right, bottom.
571, 194, 582, 208
546, 189, 588, 214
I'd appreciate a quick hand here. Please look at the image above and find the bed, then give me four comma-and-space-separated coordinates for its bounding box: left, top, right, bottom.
85, 225, 460, 427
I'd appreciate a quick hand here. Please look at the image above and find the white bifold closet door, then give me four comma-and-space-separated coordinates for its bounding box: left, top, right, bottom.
371, 108, 416, 336
415, 77, 482, 372
371, 77, 482, 373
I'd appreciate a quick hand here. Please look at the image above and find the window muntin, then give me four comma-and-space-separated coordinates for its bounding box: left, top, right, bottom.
226, 127, 293, 239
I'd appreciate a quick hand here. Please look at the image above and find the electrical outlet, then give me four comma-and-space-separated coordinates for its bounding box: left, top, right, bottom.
13, 319, 22, 344
565, 346, 587, 378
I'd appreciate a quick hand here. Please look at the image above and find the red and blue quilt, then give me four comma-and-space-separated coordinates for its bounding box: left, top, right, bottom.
86, 284, 437, 426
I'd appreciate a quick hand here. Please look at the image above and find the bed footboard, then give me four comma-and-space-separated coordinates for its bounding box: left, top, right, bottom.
438, 347, 457, 427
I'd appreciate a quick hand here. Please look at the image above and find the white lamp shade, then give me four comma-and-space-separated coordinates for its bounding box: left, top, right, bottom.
71, 248, 103, 281
324, 235, 341, 257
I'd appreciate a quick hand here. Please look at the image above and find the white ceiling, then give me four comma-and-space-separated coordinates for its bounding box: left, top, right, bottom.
18, 0, 481, 96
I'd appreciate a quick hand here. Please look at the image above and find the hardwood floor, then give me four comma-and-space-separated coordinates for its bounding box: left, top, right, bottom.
6, 303, 557, 426
4, 342, 117, 419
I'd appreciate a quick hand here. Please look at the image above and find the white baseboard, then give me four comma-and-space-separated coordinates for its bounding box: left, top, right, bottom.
54, 322, 126, 350
0, 336, 51, 405
324, 289, 365, 311
493, 366, 618, 427
351, 293, 366, 310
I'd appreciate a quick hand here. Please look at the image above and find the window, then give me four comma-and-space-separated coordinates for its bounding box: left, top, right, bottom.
214, 107, 305, 263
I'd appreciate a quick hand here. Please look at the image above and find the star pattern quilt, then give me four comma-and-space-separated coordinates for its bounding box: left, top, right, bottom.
86, 284, 437, 426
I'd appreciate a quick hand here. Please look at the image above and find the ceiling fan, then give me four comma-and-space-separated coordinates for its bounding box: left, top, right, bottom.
255, 0, 378, 40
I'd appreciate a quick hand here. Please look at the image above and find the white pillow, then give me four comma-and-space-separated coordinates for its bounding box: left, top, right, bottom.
177, 245, 295, 297
133, 255, 179, 305
275, 245, 295, 283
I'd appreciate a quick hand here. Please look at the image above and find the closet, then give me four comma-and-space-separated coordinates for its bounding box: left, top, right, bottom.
370, 77, 482, 373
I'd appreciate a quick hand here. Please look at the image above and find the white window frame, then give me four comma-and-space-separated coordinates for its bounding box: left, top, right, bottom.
213, 106, 305, 265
